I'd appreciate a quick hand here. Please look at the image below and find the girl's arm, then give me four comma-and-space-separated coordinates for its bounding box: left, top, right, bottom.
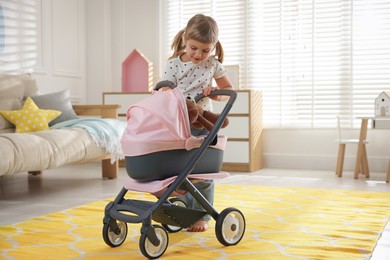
203, 74, 234, 101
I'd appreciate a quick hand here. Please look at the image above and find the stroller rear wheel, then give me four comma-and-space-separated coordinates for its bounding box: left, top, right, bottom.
139, 225, 169, 259
162, 198, 187, 233
102, 220, 128, 247
215, 207, 246, 246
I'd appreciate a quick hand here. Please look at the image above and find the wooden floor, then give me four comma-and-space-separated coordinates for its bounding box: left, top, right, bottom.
1, 163, 389, 258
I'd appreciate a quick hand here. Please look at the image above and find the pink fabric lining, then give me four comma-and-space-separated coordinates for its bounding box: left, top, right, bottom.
120, 87, 227, 156
124, 171, 230, 194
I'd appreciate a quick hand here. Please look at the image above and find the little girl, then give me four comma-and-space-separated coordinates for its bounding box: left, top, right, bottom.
163, 13, 234, 232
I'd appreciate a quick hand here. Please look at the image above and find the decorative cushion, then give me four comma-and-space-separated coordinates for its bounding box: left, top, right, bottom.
0, 73, 39, 96
0, 84, 25, 132
0, 73, 39, 132
20, 74, 39, 97
31, 89, 78, 126
0, 74, 23, 92
0, 81, 25, 98
0, 97, 61, 133
0, 98, 23, 132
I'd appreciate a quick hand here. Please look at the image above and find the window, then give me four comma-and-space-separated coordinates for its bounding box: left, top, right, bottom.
0, 0, 38, 73
160, 0, 390, 128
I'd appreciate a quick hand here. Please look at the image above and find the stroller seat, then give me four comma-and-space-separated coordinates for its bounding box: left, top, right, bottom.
124, 171, 230, 197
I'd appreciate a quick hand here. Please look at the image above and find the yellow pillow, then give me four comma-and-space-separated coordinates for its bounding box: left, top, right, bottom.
0, 97, 61, 133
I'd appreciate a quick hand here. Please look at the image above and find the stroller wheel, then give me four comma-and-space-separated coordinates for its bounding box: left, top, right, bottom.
139, 225, 169, 259
162, 198, 187, 233
102, 220, 128, 247
215, 207, 246, 246
168, 197, 187, 207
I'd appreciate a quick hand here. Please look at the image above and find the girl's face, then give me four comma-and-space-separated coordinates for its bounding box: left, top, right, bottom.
182, 39, 214, 64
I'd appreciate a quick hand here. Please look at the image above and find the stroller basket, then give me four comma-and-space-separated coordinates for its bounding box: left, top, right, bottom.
102, 87, 246, 259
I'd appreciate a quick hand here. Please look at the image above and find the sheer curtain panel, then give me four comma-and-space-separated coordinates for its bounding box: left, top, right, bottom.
160, 0, 390, 129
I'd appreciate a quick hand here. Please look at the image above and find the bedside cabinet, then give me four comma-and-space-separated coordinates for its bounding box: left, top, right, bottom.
103, 90, 262, 172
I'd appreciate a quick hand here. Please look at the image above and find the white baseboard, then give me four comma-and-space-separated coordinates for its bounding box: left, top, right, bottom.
262, 154, 388, 173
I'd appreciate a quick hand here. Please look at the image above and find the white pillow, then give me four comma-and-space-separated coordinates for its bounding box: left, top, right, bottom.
0, 84, 25, 131
0, 73, 39, 96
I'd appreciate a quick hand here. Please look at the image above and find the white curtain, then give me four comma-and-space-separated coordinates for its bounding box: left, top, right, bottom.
0, 0, 38, 73
160, 0, 390, 128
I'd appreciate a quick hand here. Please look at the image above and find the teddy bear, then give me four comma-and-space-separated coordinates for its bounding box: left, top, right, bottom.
154, 80, 229, 131
185, 98, 229, 132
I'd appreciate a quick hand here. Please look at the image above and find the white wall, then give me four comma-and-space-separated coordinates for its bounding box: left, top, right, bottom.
30, 0, 390, 174
85, 0, 160, 103
263, 128, 389, 173
33, 0, 160, 103
33, 0, 86, 103
85, 0, 111, 104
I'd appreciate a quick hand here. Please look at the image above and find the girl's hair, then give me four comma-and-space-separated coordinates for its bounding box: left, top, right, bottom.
169, 14, 224, 63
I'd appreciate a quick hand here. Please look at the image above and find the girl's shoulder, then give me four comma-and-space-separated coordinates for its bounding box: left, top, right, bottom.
206, 56, 222, 65
167, 56, 180, 63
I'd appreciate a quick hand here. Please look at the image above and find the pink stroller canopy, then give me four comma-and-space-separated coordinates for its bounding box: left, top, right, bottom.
121, 87, 226, 157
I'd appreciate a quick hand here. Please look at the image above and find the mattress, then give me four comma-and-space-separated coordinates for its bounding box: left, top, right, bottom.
0, 128, 107, 176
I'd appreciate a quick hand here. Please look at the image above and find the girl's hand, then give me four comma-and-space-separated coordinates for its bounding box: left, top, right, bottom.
202, 86, 218, 97
160, 86, 171, 91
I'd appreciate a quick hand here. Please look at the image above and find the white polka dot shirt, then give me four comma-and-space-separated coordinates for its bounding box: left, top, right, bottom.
163, 55, 226, 111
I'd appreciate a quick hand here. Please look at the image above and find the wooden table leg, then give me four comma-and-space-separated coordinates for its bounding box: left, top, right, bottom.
362, 144, 370, 178
336, 143, 346, 177
354, 118, 369, 179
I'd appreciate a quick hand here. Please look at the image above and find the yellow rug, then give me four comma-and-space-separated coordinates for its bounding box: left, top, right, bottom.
1, 185, 390, 259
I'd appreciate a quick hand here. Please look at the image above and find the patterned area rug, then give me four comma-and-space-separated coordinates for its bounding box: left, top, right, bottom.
1, 185, 390, 259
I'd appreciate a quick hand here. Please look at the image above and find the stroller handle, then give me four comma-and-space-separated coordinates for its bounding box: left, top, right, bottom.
194, 89, 237, 106
154, 80, 176, 90
154, 80, 237, 105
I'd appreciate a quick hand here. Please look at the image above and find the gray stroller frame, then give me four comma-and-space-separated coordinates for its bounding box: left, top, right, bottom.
102, 89, 246, 259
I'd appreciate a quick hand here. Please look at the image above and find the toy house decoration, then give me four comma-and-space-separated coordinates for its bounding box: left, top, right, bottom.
122, 49, 153, 92
375, 91, 390, 116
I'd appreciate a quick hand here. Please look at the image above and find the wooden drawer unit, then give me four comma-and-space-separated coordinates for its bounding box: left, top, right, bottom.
103, 90, 262, 172
212, 90, 263, 171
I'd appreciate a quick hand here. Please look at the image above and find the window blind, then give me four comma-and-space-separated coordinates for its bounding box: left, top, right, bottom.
160, 0, 390, 129
0, 0, 38, 73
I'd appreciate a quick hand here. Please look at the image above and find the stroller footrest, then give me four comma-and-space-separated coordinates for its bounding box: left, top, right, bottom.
109, 199, 155, 223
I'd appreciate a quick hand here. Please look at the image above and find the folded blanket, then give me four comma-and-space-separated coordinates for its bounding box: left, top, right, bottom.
51, 118, 126, 162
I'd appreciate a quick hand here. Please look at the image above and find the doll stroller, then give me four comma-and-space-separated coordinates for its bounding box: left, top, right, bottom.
102, 84, 246, 259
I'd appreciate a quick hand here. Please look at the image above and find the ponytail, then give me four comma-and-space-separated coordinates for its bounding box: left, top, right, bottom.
215, 41, 224, 63
169, 29, 186, 60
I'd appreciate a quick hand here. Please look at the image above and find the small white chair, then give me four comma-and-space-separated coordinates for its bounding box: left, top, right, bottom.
335, 116, 369, 177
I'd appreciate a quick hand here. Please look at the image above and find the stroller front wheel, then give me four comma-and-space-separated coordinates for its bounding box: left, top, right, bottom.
139, 225, 169, 259
102, 220, 128, 247
215, 207, 246, 246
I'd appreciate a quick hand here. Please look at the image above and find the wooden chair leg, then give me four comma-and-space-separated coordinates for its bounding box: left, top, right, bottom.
354, 146, 363, 180
386, 159, 390, 183
361, 144, 369, 178
336, 144, 346, 177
